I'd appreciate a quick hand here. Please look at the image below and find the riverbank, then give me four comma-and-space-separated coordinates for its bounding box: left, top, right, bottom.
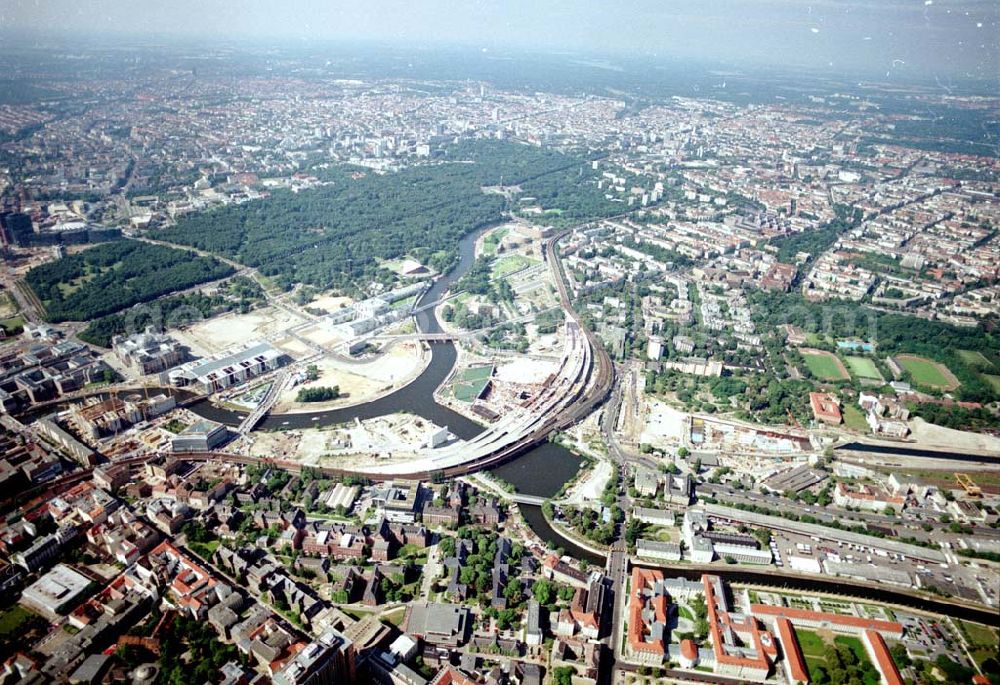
629, 563, 998, 625
271, 341, 430, 414
540, 502, 611, 558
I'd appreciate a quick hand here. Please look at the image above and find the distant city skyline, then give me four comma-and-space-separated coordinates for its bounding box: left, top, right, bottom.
2, 0, 997, 80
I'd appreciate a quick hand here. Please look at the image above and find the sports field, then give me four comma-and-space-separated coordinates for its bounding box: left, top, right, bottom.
801, 348, 850, 381
492, 254, 539, 278
956, 349, 994, 370
895, 354, 960, 391
449, 365, 494, 402
845, 356, 883, 381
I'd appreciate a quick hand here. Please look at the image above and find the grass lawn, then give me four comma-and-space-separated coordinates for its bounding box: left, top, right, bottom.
843, 404, 870, 431
0, 292, 17, 319
492, 254, 538, 278
676, 605, 694, 621
0, 604, 48, 653
834, 635, 879, 685
797, 629, 878, 685
956, 349, 994, 370
796, 627, 828, 678
834, 635, 866, 661
845, 356, 883, 381
55, 266, 103, 298
450, 381, 484, 402
883, 467, 1000, 492
796, 628, 826, 658
397, 543, 429, 563
805, 333, 828, 347
256, 274, 283, 298
652, 527, 675, 542
0, 315, 24, 337
957, 620, 999, 668
482, 227, 509, 256
188, 540, 220, 560
458, 365, 494, 382
382, 607, 406, 626
982, 375, 1000, 393
391, 295, 419, 311
801, 349, 850, 381
342, 608, 373, 621
0, 605, 37, 635
449, 365, 494, 402
896, 354, 959, 390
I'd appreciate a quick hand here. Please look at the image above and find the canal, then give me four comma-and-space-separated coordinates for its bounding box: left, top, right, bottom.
837, 441, 1000, 463
642, 565, 999, 625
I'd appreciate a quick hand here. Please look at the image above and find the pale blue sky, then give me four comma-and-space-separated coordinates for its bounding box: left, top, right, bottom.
2, 0, 996, 78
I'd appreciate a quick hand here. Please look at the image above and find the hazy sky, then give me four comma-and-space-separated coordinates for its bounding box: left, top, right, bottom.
2, 0, 997, 79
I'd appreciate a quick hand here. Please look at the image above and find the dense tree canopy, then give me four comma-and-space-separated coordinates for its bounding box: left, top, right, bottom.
26, 240, 233, 322
155, 141, 619, 293
157, 163, 505, 292
78, 277, 264, 347
748, 289, 1000, 403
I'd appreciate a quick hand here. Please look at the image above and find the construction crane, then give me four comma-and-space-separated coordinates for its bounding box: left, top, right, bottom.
955, 473, 982, 498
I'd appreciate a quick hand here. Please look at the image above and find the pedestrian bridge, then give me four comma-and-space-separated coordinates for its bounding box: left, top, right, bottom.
459, 474, 549, 507
510, 493, 547, 506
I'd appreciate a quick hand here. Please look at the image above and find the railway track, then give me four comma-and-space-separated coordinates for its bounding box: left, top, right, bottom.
545, 225, 615, 427
8, 221, 617, 506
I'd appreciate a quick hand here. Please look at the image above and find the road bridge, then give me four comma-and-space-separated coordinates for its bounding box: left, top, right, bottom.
237, 370, 289, 434
369, 308, 555, 346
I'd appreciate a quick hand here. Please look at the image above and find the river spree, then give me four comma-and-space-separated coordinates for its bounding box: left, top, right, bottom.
188, 225, 587, 493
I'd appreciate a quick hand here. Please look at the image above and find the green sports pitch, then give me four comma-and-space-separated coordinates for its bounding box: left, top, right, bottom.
895, 354, 959, 390
845, 356, 883, 381
449, 365, 494, 402
801, 349, 850, 381
956, 349, 995, 370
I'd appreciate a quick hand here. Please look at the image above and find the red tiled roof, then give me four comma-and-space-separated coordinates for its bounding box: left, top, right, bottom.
809, 392, 842, 423
430, 666, 477, 685
751, 604, 904, 637
627, 567, 667, 655
863, 630, 905, 685
704, 575, 773, 672
775, 618, 809, 684
680, 639, 698, 661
